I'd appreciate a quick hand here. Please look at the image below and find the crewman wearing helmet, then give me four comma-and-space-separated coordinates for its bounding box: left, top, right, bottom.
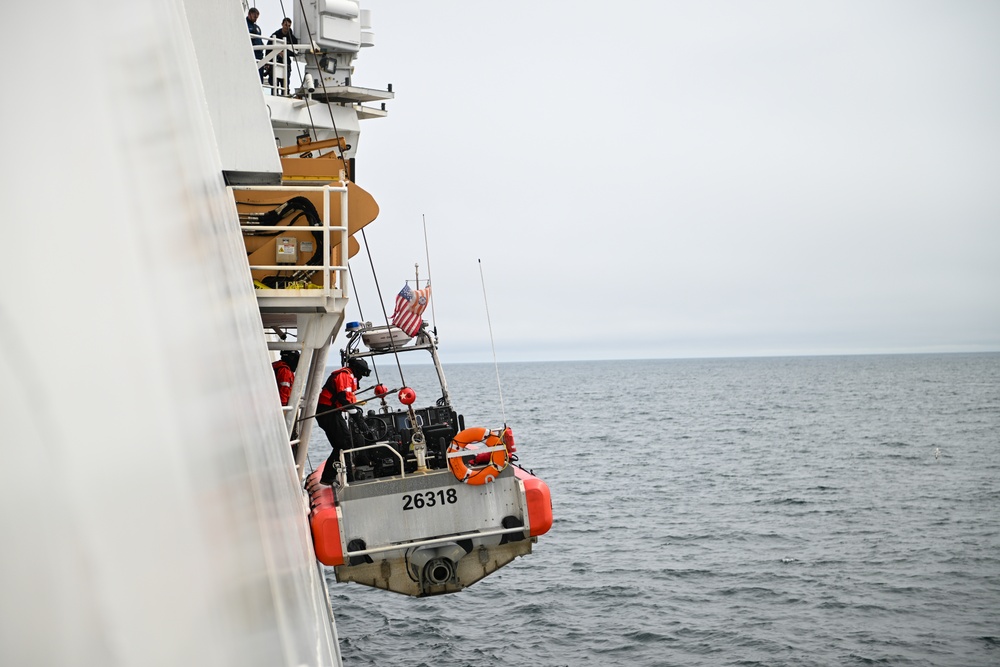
272, 350, 300, 406
318, 357, 371, 484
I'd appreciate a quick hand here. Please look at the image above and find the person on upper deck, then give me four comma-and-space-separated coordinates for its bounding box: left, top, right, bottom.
246, 8, 264, 80
318, 358, 371, 484
269, 17, 298, 91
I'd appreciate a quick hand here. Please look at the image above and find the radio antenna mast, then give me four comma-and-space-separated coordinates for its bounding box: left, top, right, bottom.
422, 215, 437, 334
478, 259, 506, 424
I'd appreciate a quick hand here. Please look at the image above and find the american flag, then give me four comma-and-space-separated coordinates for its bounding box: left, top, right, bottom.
391, 283, 431, 336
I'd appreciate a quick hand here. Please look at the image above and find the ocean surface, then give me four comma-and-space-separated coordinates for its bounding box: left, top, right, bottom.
306, 353, 1000, 666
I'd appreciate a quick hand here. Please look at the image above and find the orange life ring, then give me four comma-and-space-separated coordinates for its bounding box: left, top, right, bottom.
448, 427, 510, 485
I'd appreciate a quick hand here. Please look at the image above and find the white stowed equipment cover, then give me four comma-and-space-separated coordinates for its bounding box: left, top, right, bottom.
0, 2, 340, 666
361, 325, 413, 350
316, 0, 364, 51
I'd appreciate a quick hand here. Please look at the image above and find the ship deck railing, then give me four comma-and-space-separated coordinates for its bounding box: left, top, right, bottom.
230, 183, 350, 318
253, 39, 395, 109
254, 35, 299, 97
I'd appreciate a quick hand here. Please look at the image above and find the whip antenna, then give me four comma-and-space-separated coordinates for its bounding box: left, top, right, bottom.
422, 214, 438, 334
478, 259, 506, 424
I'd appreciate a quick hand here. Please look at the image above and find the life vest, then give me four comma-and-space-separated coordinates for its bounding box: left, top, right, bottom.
318, 367, 357, 407
272, 360, 294, 405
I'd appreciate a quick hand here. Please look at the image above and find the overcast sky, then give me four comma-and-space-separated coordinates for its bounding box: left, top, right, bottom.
252, 1, 1000, 363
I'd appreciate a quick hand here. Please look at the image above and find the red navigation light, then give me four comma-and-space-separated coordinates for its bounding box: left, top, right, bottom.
374, 384, 389, 398
398, 387, 416, 405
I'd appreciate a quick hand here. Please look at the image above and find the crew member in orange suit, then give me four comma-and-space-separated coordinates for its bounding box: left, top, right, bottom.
318, 357, 370, 484
272, 350, 299, 406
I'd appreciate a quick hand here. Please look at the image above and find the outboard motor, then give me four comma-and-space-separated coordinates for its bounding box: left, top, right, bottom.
407, 543, 469, 594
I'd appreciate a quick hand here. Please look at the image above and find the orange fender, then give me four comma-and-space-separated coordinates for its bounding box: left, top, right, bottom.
514, 467, 553, 537
448, 427, 509, 485
306, 464, 345, 566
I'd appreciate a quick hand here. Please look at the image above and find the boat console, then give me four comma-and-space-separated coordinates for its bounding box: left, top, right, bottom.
351, 404, 464, 479
336, 321, 464, 480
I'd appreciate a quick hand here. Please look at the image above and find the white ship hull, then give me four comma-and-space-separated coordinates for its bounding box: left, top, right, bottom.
0, 1, 342, 664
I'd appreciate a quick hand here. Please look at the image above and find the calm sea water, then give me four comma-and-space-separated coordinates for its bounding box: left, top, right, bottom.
307, 353, 1000, 666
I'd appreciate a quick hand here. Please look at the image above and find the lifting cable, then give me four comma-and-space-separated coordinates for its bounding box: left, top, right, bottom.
275, 0, 319, 143
360, 228, 409, 387
281, 2, 403, 396
277, 0, 348, 166
347, 264, 384, 389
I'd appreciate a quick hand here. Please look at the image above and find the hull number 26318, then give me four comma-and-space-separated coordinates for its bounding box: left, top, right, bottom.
402, 489, 458, 511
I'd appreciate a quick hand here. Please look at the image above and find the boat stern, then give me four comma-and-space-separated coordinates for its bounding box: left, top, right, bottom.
307, 464, 548, 596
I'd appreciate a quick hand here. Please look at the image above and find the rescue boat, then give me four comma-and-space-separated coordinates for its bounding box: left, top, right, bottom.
306, 320, 552, 597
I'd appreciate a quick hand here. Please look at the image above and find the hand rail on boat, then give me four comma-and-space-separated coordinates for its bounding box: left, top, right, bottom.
338, 442, 407, 482
345, 526, 530, 559
231, 183, 350, 299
